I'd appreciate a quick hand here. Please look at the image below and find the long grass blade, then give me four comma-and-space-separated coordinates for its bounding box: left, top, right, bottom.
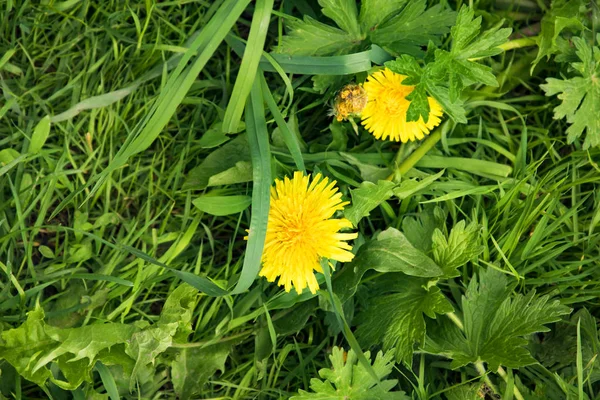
222, 0, 274, 133
232, 75, 272, 294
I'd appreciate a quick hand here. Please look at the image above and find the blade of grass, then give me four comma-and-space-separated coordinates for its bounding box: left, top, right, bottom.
259, 73, 305, 172
228, 34, 372, 75
222, 0, 274, 133
231, 75, 271, 294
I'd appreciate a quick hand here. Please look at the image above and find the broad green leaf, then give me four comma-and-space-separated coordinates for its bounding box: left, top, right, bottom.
35, 323, 136, 371
197, 128, 230, 148
29, 116, 51, 154
444, 384, 482, 400
425, 268, 571, 370
279, 17, 361, 56
183, 134, 251, 190
171, 343, 230, 399
356, 276, 454, 364
193, 195, 252, 216
0, 308, 54, 386
279, 0, 363, 56
359, 0, 408, 32
401, 206, 445, 253
344, 180, 396, 226
290, 347, 409, 399
207, 161, 253, 187
531, 0, 586, 71
370, 1, 455, 57
319, 0, 360, 36
0, 148, 20, 165
431, 220, 484, 278
540, 36, 600, 149
158, 284, 198, 343
333, 228, 443, 302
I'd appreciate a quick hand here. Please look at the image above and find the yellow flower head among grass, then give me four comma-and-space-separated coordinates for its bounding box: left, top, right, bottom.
361, 68, 443, 142
260, 172, 357, 294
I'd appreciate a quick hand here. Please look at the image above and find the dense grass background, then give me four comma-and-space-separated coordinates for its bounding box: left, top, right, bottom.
1, 0, 599, 399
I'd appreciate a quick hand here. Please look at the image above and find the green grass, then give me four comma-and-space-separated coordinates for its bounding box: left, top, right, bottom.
1, 0, 599, 399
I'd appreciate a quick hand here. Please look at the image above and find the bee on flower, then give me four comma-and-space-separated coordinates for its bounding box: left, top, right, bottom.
330, 83, 368, 122
259, 172, 357, 294
331, 68, 444, 143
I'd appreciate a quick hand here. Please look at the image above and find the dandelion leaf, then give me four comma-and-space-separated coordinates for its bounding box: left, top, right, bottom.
424, 268, 571, 370
540, 36, 600, 149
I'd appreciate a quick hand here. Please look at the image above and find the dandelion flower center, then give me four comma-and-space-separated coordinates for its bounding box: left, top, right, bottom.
260, 172, 357, 294
379, 86, 412, 117
361, 68, 444, 143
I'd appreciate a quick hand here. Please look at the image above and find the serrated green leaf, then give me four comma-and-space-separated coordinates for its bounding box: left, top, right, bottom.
0, 308, 54, 386
425, 269, 571, 370
402, 206, 445, 253
344, 180, 396, 226
290, 346, 408, 399
319, 0, 360, 36
35, 323, 136, 371
540, 36, 600, 149
432, 220, 484, 278
193, 195, 252, 216
532, 0, 586, 71
279, 17, 361, 56
370, 1, 455, 57
356, 276, 454, 364
171, 343, 230, 399
359, 0, 408, 32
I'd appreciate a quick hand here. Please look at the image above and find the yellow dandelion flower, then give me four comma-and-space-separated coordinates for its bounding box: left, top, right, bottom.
361, 68, 443, 142
260, 171, 358, 294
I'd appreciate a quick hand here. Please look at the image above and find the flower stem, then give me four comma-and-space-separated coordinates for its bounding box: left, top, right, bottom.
387, 124, 444, 180
498, 36, 538, 52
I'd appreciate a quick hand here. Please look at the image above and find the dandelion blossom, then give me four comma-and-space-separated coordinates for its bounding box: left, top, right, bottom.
260, 172, 357, 294
361, 68, 443, 142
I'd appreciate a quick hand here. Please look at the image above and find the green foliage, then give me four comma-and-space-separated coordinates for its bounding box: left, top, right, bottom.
279, 0, 454, 57
425, 269, 571, 370
345, 180, 396, 226
290, 346, 409, 399
541, 36, 600, 149
171, 344, 230, 399
385, 6, 511, 123
532, 0, 587, 71
356, 276, 453, 364
432, 220, 484, 277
